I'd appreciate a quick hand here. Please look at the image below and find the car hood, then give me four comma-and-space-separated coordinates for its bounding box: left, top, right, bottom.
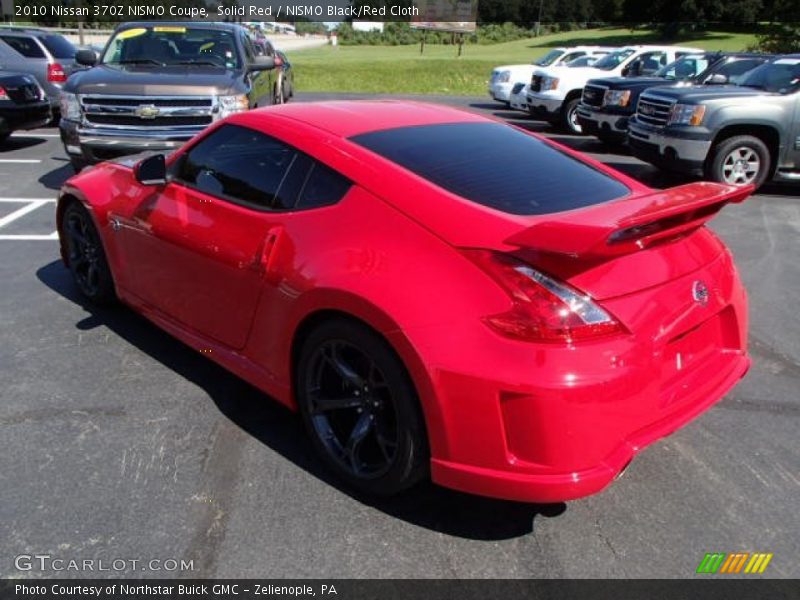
639, 84, 768, 103
587, 76, 668, 90
64, 64, 242, 96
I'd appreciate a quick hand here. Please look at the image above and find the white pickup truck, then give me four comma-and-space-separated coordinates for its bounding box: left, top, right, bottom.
488, 46, 613, 105
526, 45, 703, 134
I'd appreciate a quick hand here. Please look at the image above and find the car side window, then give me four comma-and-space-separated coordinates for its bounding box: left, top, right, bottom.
296, 163, 352, 209
638, 52, 667, 75
175, 124, 297, 210
0, 36, 46, 59
714, 59, 768, 84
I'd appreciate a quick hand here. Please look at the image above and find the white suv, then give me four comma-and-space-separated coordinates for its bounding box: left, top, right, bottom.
488, 46, 613, 105
526, 45, 703, 134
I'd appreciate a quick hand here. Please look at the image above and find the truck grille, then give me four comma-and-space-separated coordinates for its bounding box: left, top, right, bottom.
81, 95, 216, 129
581, 84, 606, 107
530, 74, 542, 92
636, 94, 675, 128
87, 115, 212, 127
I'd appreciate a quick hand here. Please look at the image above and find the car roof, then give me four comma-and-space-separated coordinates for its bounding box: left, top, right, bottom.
0, 27, 48, 37
115, 21, 244, 32
237, 100, 488, 138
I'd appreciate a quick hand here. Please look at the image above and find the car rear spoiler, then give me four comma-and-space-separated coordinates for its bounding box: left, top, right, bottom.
505, 182, 753, 259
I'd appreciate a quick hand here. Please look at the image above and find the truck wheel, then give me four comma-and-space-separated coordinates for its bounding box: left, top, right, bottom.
561, 98, 583, 135
706, 135, 770, 188
70, 157, 88, 173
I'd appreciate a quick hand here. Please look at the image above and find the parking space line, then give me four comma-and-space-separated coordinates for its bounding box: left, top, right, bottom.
0, 232, 58, 240
11, 133, 61, 138
0, 200, 50, 229
0, 198, 56, 203
0, 159, 42, 164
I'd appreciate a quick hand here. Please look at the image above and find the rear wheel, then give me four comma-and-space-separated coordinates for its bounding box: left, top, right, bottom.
706, 135, 771, 188
62, 202, 115, 304
561, 98, 583, 134
295, 318, 428, 496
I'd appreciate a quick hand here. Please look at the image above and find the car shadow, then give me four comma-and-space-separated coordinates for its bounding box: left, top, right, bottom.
36, 259, 567, 541
38, 161, 74, 191
0, 136, 47, 152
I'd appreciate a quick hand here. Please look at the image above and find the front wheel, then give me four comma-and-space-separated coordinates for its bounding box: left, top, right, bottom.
705, 135, 771, 188
62, 202, 116, 304
561, 98, 583, 135
295, 318, 428, 496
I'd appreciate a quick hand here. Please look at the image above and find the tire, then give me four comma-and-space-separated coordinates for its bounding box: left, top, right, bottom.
295, 318, 429, 496
597, 131, 625, 146
62, 202, 116, 305
705, 135, 771, 188
561, 98, 583, 135
70, 156, 88, 173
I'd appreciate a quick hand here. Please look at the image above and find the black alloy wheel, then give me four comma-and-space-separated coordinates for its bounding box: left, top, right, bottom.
296, 319, 428, 496
62, 202, 115, 304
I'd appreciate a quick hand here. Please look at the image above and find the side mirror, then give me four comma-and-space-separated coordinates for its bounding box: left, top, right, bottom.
248, 56, 276, 72
134, 154, 167, 186
75, 49, 97, 67
705, 73, 728, 85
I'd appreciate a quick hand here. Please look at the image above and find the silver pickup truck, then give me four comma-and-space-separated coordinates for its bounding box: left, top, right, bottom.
59, 21, 279, 171
628, 54, 800, 188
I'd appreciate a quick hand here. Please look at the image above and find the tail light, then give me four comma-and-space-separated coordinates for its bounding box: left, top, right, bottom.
0, 87, 7, 100
47, 63, 67, 83
462, 249, 625, 343
274, 56, 284, 67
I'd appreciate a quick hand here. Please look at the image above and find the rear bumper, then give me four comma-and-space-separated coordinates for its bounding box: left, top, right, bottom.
0, 102, 52, 135
408, 249, 749, 503
432, 352, 749, 503
60, 119, 202, 164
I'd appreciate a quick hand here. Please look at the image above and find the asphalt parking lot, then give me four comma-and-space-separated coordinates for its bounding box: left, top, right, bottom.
0, 93, 798, 579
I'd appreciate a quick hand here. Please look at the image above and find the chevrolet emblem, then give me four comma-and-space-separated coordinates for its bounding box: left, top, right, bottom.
135, 104, 160, 119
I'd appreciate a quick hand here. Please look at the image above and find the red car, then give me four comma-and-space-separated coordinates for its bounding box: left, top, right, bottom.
56, 101, 752, 503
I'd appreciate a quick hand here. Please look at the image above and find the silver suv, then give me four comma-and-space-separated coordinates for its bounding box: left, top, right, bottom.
0, 27, 79, 114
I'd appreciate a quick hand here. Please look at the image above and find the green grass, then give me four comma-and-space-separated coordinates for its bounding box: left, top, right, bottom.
290, 28, 760, 95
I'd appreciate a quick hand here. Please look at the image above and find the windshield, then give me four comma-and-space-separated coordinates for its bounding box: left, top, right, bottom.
102, 26, 241, 69
592, 49, 636, 71
740, 58, 800, 94
41, 35, 77, 59
656, 54, 712, 80
533, 49, 565, 67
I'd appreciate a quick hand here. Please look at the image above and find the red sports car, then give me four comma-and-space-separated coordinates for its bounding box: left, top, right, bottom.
56, 101, 752, 502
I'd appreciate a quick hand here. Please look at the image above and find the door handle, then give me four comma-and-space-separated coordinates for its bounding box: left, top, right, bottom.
258, 226, 283, 278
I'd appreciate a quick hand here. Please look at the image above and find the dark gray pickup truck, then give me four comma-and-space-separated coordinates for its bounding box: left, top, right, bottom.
628, 54, 800, 188
59, 21, 279, 171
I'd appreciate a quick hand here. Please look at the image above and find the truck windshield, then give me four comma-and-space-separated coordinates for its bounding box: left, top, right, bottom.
102, 26, 241, 69
592, 49, 636, 71
656, 54, 712, 80
533, 50, 565, 67
740, 59, 800, 95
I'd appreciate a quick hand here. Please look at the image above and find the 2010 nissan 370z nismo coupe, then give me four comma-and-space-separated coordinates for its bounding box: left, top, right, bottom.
56, 101, 752, 502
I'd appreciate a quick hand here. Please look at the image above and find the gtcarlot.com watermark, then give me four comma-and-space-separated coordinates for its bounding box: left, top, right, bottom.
14, 553, 194, 573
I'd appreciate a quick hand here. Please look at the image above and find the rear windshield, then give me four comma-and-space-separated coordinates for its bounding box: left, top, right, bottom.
40, 34, 77, 59
350, 123, 629, 215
